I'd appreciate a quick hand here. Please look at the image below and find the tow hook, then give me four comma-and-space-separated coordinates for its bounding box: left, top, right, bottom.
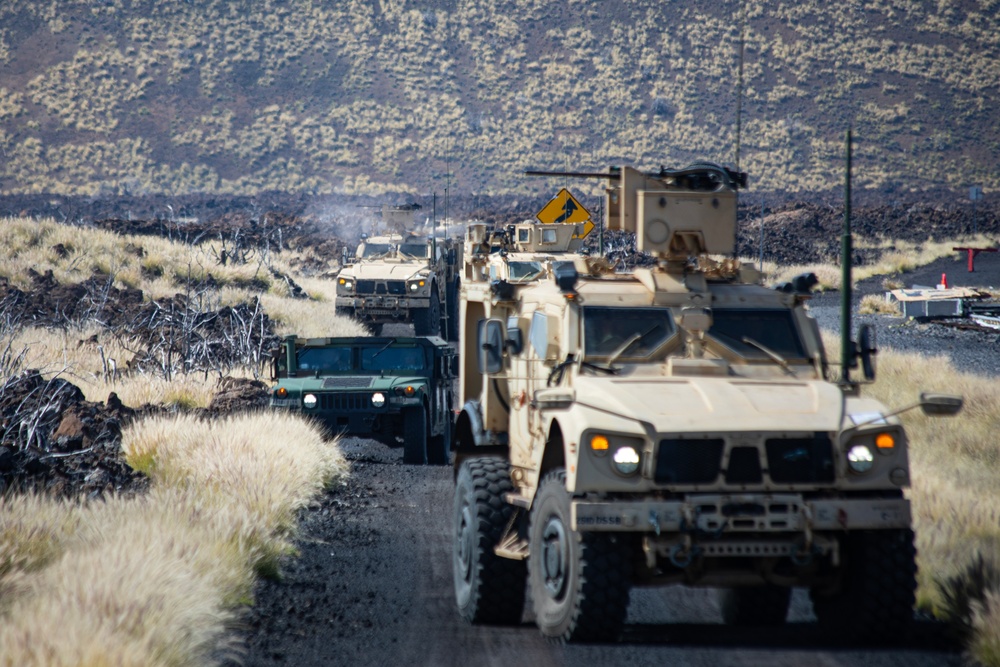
648, 510, 661, 536
669, 543, 701, 568
792, 504, 815, 565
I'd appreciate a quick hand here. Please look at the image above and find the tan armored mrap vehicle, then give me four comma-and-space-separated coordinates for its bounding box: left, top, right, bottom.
450, 163, 962, 642
335, 204, 462, 340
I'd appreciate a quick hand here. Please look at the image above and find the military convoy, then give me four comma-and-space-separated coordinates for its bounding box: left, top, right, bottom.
335, 204, 461, 340
449, 162, 963, 642
268, 335, 457, 464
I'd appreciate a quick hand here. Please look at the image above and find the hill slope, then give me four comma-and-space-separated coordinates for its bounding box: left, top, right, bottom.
0, 0, 998, 198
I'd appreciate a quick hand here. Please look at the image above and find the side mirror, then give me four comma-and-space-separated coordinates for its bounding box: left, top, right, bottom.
506, 317, 523, 355
553, 262, 578, 294
477, 319, 505, 374
450, 354, 460, 377
858, 324, 877, 381
919, 392, 963, 416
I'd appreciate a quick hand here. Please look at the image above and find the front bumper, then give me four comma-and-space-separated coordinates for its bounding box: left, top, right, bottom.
572, 493, 910, 571
572, 493, 910, 532
336, 295, 430, 317
270, 396, 422, 434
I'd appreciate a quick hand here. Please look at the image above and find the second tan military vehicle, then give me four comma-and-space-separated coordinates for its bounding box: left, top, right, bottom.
336, 204, 462, 340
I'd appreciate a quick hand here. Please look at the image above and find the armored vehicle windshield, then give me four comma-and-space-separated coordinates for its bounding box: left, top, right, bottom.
398, 242, 431, 258
360, 344, 428, 373
706, 308, 808, 360
507, 260, 545, 281
361, 242, 392, 258
582, 306, 677, 360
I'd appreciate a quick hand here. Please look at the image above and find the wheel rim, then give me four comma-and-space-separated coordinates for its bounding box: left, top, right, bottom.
456, 502, 474, 583
541, 515, 569, 600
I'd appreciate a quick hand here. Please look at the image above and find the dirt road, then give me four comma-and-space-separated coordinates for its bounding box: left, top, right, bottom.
239, 436, 960, 667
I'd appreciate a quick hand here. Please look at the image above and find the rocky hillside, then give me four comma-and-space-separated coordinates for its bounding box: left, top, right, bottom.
0, 0, 997, 199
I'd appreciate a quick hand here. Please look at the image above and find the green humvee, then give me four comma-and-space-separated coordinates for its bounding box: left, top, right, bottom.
269, 335, 456, 464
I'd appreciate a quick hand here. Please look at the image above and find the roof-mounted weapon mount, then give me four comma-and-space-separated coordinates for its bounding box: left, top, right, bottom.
527, 162, 746, 259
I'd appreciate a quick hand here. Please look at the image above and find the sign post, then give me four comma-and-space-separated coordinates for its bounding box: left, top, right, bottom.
970, 186, 983, 235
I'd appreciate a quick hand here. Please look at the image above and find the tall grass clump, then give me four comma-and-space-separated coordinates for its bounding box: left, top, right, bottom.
122, 411, 346, 572
0, 411, 345, 666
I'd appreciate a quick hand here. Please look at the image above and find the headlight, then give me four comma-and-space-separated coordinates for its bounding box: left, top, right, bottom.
846, 444, 874, 473
275, 387, 288, 399
371, 392, 386, 407
408, 279, 427, 292
303, 394, 317, 409
612, 446, 641, 475
338, 277, 353, 291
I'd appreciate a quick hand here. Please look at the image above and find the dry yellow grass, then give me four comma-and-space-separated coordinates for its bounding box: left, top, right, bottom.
0, 411, 345, 666
122, 411, 346, 550
0, 217, 366, 397
2, 325, 250, 408
858, 293, 901, 316
762, 233, 997, 290
0, 216, 314, 304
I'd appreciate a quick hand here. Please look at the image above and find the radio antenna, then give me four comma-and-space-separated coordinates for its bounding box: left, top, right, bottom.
735, 0, 747, 174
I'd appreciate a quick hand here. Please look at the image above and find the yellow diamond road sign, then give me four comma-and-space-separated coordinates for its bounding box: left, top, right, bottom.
536, 188, 594, 237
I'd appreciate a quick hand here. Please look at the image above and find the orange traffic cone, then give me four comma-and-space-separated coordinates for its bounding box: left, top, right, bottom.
939, 273, 948, 289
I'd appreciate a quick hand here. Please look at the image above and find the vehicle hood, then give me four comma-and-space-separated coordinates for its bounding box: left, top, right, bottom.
570, 375, 844, 433
346, 262, 426, 280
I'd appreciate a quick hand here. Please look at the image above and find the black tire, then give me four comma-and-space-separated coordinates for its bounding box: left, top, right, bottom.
402, 406, 427, 464
810, 529, 917, 643
528, 469, 632, 643
453, 458, 527, 625
445, 279, 460, 342
413, 290, 441, 337
427, 409, 452, 465
718, 585, 792, 626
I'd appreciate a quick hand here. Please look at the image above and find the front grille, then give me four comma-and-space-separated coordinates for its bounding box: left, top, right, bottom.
322, 377, 374, 389
725, 446, 762, 484
765, 435, 835, 483
354, 280, 406, 295
655, 435, 835, 487
319, 392, 375, 411
655, 439, 724, 484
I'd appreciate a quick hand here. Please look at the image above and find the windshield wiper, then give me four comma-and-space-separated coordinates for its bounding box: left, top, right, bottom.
370, 339, 395, 360
606, 332, 642, 368
579, 360, 619, 375
740, 336, 795, 376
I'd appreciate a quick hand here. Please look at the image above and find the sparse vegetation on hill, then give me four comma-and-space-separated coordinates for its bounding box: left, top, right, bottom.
0, 1, 998, 198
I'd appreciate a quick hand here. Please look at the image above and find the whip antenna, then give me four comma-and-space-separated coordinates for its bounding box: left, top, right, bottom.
735, 0, 746, 173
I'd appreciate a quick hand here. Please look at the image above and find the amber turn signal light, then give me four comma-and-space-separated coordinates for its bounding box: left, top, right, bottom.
590, 434, 609, 451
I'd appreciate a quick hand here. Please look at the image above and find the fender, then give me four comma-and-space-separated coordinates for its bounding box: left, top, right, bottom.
453, 399, 509, 476
456, 399, 509, 448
